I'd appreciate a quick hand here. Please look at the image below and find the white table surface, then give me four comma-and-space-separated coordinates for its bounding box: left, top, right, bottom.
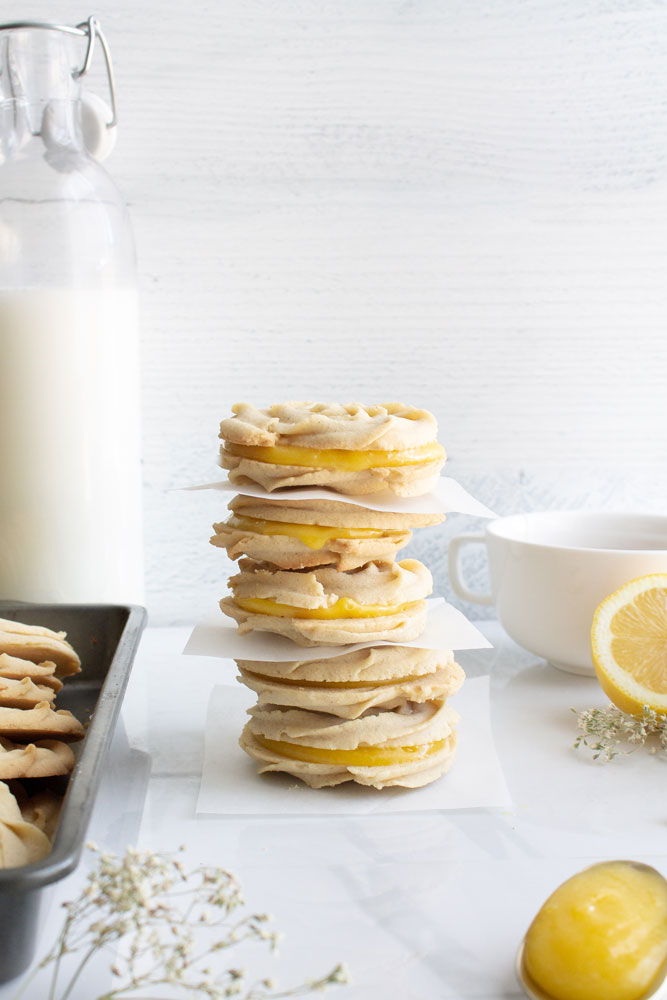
6, 621, 667, 1000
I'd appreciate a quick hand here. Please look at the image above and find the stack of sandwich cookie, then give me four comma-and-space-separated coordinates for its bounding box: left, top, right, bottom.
0, 618, 85, 867
213, 401, 464, 791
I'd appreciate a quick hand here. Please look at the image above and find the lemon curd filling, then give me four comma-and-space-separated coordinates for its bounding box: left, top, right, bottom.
224, 441, 445, 471
243, 670, 430, 689
233, 596, 419, 620
227, 514, 401, 550
255, 736, 446, 766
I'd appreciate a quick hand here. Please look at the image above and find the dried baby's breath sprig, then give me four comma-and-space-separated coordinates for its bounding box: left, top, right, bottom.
19, 844, 347, 1000
572, 704, 667, 762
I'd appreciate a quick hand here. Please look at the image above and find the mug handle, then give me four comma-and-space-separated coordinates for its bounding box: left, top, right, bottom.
448, 533, 494, 606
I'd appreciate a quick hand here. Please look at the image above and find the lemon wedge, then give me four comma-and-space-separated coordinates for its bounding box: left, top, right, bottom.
591, 574, 667, 715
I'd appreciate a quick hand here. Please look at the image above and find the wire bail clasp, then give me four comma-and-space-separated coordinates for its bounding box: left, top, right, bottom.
73, 15, 117, 128
0, 14, 118, 128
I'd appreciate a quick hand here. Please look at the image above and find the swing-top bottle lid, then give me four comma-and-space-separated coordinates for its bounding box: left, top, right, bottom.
0, 15, 118, 160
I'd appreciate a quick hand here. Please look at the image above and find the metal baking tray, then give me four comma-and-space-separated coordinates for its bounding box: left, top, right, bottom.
0, 602, 147, 982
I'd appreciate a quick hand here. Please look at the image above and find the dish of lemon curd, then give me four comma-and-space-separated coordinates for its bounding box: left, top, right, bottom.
218, 401, 446, 496
518, 861, 667, 1000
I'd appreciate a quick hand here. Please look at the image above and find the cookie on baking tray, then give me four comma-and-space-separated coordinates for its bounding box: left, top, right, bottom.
221, 557, 432, 647
212, 494, 443, 572
0, 675, 57, 709
237, 645, 464, 720
240, 698, 459, 789
0, 737, 75, 779
0, 616, 86, 866
0, 781, 52, 868
0, 654, 63, 692
0, 702, 85, 742
10, 784, 63, 841
219, 401, 446, 497
0, 619, 81, 678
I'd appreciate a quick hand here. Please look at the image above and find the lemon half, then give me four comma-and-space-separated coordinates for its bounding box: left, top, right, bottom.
591, 573, 667, 715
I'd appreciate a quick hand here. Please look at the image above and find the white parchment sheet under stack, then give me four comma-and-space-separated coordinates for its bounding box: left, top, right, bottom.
183, 474, 496, 519
195, 676, 510, 815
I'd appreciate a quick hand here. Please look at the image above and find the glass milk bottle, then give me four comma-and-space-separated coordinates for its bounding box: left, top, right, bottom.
0, 19, 144, 603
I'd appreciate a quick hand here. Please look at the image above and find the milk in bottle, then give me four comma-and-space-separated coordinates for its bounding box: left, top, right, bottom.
0, 21, 144, 602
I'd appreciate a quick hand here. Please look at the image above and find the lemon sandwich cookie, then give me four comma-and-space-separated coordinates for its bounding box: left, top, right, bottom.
211, 494, 444, 572
219, 401, 446, 496
239, 698, 459, 789
221, 558, 432, 646
236, 645, 465, 720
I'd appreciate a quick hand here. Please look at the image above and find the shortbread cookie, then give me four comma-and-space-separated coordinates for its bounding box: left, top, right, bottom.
237, 646, 464, 719
0, 703, 85, 742
13, 786, 63, 841
0, 654, 63, 693
212, 495, 443, 571
0, 619, 81, 678
0, 782, 52, 868
219, 402, 446, 496
227, 557, 432, 609
0, 738, 75, 779
240, 699, 459, 789
0, 676, 57, 709
221, 558, 432, 646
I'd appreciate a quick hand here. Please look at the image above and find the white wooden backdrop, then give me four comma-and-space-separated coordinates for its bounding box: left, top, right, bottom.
15, 0, 667, 622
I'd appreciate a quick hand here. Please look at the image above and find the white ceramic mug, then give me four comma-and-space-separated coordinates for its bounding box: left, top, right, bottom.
448, 511, 667, 675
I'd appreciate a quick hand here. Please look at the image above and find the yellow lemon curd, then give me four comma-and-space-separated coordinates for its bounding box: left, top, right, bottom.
234, 596, 419, 620
228, 514, 402, 550
255, 736, 445, 767
242, 670, 429, 689
224, 441, 445, 471
522, 861, 667, 1000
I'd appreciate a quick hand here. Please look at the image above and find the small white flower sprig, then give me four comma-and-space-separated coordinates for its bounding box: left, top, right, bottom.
19, 843, 347, 1000
573, 705, 667, 762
